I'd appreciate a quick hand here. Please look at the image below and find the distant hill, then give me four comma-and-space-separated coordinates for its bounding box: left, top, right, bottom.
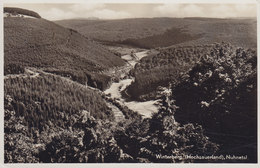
4, 16, 125, 90
56, 17, 257, 49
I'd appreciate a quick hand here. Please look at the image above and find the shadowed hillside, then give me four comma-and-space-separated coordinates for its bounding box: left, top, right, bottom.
56, 17, 256, 49
4, 17, 125, 90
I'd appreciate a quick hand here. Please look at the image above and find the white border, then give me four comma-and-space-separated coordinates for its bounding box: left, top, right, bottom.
2, 0, 259, 4
0, 0, 259, 167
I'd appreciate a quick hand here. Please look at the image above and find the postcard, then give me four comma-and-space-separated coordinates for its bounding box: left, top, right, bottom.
1, 0, 259, 167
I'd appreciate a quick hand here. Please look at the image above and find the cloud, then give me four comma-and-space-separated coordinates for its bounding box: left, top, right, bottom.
4, 3, 256, 20
154, 4, 256, 18
233, 4, 257, 17
42, 4, 132, 20
91, 9, 132, 19
70, 3, 105, 12
43, 7, 78, 20
208, 4, 256, 18
182, 4, 204, 17
154, 4, 206, 18
154, 4, 181, 17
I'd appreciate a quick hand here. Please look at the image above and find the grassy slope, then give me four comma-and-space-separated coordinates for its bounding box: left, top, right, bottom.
56, 17, 256, 48
4, 17, 125, 90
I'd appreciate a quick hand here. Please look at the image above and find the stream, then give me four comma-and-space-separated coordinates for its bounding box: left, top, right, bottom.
104, 50, 158, 118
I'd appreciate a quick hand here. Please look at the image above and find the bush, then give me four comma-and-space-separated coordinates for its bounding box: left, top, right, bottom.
172, 42, 257, 162
115, 89, 218, 163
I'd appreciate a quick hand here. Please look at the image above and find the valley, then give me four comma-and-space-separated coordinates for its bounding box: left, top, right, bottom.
104, 50, 159, 118
3, 6, 257, 163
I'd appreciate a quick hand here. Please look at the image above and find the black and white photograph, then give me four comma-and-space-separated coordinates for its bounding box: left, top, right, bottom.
1, 0, 259, 165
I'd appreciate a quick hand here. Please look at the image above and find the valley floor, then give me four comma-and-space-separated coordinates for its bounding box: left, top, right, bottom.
104, 50, 159, 118
4, 49, 158, 122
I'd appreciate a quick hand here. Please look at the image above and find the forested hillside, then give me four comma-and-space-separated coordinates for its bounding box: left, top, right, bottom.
4, 73, 218, 163
4, 73, 116, 162
4, 16, 125, 90
126, 42, 257, 162
171, 42, 257, 162
126, 45, 212, 100
56, 17, 256, 48
126, 43, 257, 101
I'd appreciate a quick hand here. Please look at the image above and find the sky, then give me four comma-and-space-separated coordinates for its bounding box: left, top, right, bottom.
4, 3, 257, 20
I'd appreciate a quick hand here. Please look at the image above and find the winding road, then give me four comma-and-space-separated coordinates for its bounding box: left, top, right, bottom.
105, 50, 158, 118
